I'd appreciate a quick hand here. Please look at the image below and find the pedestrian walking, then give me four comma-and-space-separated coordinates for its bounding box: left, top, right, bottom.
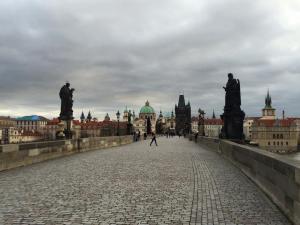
150, 132, 158, 146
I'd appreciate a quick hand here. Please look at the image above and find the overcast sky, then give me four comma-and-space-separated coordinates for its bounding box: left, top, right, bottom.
0, 0, 299, 120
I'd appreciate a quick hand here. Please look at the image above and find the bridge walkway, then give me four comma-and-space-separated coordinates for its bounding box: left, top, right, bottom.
0, 137, 291, 225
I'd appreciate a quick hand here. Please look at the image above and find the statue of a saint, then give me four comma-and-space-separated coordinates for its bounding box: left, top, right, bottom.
221, 73, 245, 140
59, 82, 75, 120
223, 73, 241, 111
128, 110, 132, 124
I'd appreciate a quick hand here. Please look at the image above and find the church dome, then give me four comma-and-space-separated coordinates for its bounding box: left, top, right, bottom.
140, 100, 155, 114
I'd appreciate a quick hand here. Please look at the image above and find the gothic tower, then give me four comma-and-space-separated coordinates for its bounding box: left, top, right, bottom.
175, 94, 191, 135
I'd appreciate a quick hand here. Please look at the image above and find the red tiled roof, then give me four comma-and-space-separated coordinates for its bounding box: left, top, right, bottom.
204, 119, 223, 125
253, 119, 296, 127
47, 118, 60, 125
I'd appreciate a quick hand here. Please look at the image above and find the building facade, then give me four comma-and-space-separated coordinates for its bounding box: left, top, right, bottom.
250, 91, 299, 153
191, 116, 199, 133
133, 101, 156, 134
16, 115, 49, 132
175, 95, 191, 135
204, 118, 223, 138
155, 111, 176, 134
0, 116, 17, 144
243, 117, 260, 141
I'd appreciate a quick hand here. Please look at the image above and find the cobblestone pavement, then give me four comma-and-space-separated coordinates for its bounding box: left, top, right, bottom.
0, 138, 291, 225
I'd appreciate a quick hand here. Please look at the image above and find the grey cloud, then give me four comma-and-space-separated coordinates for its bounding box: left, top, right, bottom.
0, 0, 299, 120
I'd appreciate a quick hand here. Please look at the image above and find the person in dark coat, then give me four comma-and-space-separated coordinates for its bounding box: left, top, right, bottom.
150, 132, 158, 146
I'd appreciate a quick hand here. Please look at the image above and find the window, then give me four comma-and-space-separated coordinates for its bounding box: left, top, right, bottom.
280, 134, 283, 139
273, 134, 276, 139
286, 142, 288, 146
268, 142, 270, 146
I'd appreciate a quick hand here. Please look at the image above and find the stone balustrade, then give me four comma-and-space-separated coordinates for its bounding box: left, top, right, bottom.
189, 135, 300, 225
0, 136, 133, 172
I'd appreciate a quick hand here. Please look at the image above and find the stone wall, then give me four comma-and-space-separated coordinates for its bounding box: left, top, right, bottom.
190, 135, 300, 225
0, 136, 133, 172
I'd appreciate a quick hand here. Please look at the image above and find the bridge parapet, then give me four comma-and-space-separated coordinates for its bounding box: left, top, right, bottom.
0, 136, 133, 172
191, 136, 300, 225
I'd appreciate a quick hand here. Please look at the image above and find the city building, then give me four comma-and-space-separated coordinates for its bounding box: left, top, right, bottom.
133, 101, 156, 134
250, 91, 299, 153
204, 118, 223, 138
261, 90, 276, 120
191, 116, 199, 133
251, 119, 298, 153
243, 117, 260, 141
0, 116, 16, 128
0, 116, 17, 144
175, 94, 191, 135
16, 115, 49, 132
155, 111, 176, 134
42, 118, 60, 140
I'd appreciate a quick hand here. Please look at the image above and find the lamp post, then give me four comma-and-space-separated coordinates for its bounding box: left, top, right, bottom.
116, 110, 120, 136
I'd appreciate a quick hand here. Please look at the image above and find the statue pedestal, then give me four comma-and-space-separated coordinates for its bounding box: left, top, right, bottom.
198, 124, 205, 136
57, 120, 73, 139
221, 110, 245, 140
56, 121, 66, 139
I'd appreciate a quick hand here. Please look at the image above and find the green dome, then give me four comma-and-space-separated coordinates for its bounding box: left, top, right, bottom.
140, 101, 155, 114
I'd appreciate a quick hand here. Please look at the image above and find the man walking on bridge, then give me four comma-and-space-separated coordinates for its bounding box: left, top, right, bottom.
150, 132, 158, 146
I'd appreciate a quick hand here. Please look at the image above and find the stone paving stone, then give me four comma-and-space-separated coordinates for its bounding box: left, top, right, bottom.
0, 138, 292, 225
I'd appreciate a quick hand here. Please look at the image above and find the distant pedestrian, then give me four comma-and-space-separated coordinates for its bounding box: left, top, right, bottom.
144, 133, 147, 140
195, 132, 198, 143
150, 132, 158, 146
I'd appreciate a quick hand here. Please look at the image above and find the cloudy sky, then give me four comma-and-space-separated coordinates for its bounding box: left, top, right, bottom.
0, 0, 299, 120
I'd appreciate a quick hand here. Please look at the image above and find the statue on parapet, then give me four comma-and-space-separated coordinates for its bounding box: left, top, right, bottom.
58, 82, 75, 139
59, 82, 75, 121
220, 73, 245, 140
223, 73, 241, 112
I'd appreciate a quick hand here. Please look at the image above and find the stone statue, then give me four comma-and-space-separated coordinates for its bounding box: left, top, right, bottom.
198, 108, 205, 136
128, 110, 132, 124
59, 82, 75, 121
223, 73, 241, 111
220, 73, 245, 140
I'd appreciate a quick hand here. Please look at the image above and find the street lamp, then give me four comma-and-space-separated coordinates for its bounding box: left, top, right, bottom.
116, 110, 120, 136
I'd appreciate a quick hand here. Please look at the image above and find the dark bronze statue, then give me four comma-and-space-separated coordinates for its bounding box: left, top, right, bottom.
198, 108, 205, 136
59, 82, 74, 121
220, 73, 245, 140
223, 73, 241, 111
58, 82, 74, 139
127, 110, 133, 135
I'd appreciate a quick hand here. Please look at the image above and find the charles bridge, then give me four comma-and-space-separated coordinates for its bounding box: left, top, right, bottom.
0, 135, 299, 225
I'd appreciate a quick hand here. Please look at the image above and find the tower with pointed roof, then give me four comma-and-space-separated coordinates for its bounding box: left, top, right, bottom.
80, 111, 85, 123
104, 113, 110, 121
123, 106, 129, 121
175, 94, 191, 134
262, 90, 276, 120
87, 111, 92, 122
212, 110, 216, 119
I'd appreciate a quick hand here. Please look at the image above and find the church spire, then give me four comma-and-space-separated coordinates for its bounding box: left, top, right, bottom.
212, 110, 216, 119
87, 111, 92, 122
265, 89, 272, 108
80, 111, 85, 123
